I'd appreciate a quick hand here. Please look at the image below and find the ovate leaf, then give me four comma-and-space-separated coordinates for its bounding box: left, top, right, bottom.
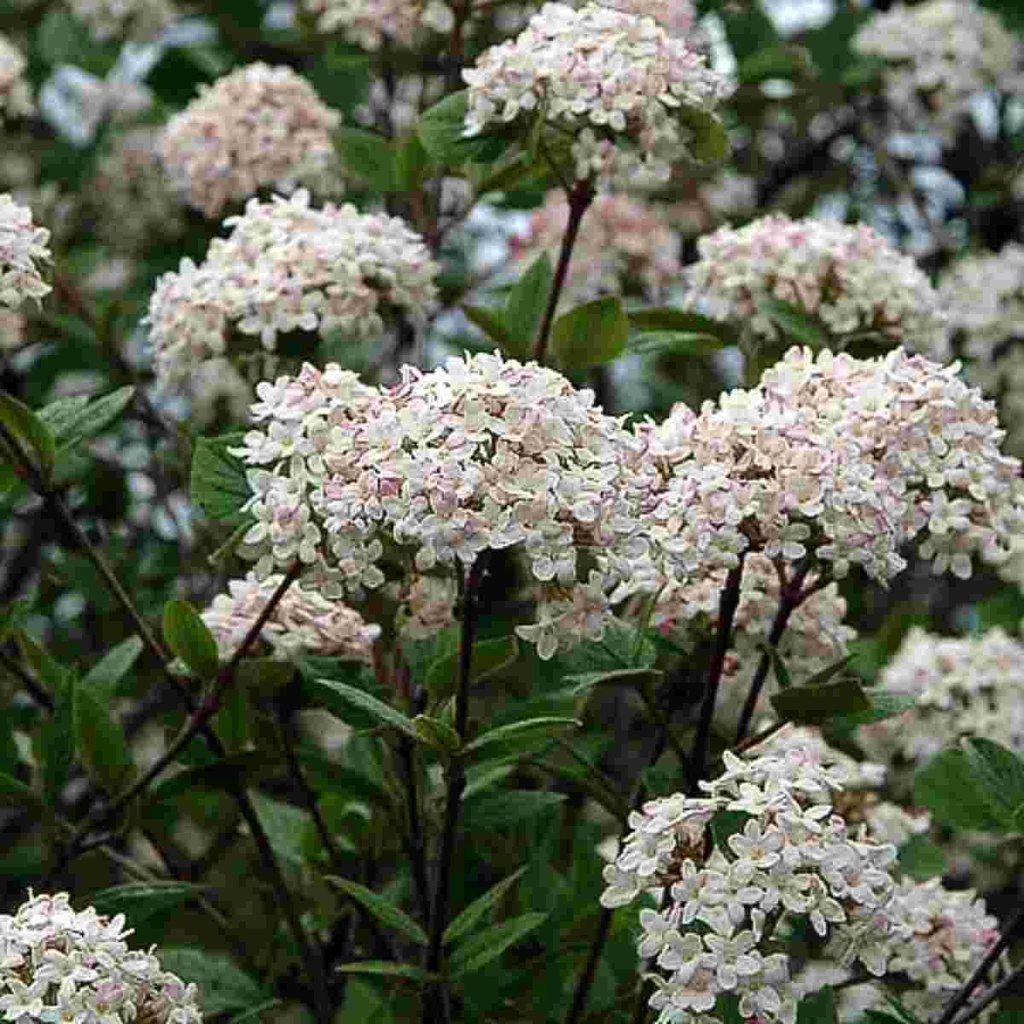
335, 126, 396, 190
462, 717, 581, 761
191, 433, 251, 526
73, 675, 135, 795
0, 391, 55, 484
163, 599, 221, 680
89, 882, 203, 925
914, 749, 1009, 833
158, 950, 266, 1015
81, 635, 143, 703
551, 296, 629, 371
503, 253, 552, 357
313, 678, 420, 742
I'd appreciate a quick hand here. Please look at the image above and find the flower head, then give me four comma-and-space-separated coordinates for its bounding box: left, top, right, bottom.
302, 0, 454, 49
0, 892, 202, 1024
0, 194, 51, 309
0, 33, 32, 124
160, 64, 342, 218
64, 0, 176, 40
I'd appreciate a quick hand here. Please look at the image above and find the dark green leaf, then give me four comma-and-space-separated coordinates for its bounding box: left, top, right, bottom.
73, 676, 135, 794
394, 131, 432, 192
249, 793, 313, 866
627, 308, 736, 342
770, 675, 869, 724
89, 882, 203, 925
738, 44, 813, 84
418, 91, 508, 165
551, 296, 629, 371
462, 304, 513, 349
158, 950, 266, 1015
227, 1000, 282, 1024
150, 752, 283, 803
449, 912, 546, 976
0, 772, 48, 815
43, 386, 135, 452
762, 298, 830, 347
963, 737, 1024, 828
335, 962, 436, 982
191, 433, 251, 526
627, 332, 726, 357
914, 749, 1009, 833
444, 866, 527, 946
411, 715, 462, 755
463, 790, 566, 829
42, 669, 73, 805
462, 717, 581, 761
81, 636, 143, 703
425, 635, 519, 701
761, 643, 793, 690
898, 835, 946, 880
0, 599, 30, 643
163, 599, 221, 680
327, 877, 429, 946
676, 107, 730, 163
215, 684, 250, 753
235, 658, 295, 694
0, 390, 55, 484
504, 253, 553, 357
561, 667, 663, 696
796, 986, 837, 1024
823, 690, 916, 735
313, 677, 420, 741
335, 126, 396, 190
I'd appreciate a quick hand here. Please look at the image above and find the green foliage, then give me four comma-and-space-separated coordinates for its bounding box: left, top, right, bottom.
550, 296, 630, 370
0, 390, 56, 484
163, 599, 221, 680
191, 433, 252, 526
328, 877, 429, 946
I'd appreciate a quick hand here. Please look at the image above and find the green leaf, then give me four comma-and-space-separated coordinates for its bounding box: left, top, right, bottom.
449, 912, 546, 976
249, 792, 313, 866
163, 599, 221, 680
89, 882, 203, 925
796, 986, 837, 1024
770, 675, 869, 724
0, 598, 31, 644
761, 643, 793, 690
425, 635, 519, 701
914, 749, 1009, 833
444, 866, 527, 946
551, 296, 629, 371
898, 834, 947, 881
394, 131, 432, 192
150, 752, 283, 803
418, 91, 508, 165
158, 950, 266, 1015
462, 304, 514, 350
627, 308, 736, 342
0, 390, 56, 484
737, 44, 813, 84
191, 433, 251, 526
313, 677, 421, 742
335, 962, 436, 983
0, 771, 48, 815
41, 386, 135, 452
463, 790, 566, 829
411, 715, 462, 755
462, 717, 581, 761
227, 1000, 282, 1024
235, 657, 295, 694
73, 675, 135, 794
963, 737, 1024, 829
676, 107, 731, 163
504, 253, 553, 357
627, 331, 726, 357
335, 126, 396, 190
823, 690, 916, 735
81, 635, 143, 703
561, 667, 663, 697
327, 877, 429, 946
215, 684, 250, 753
761, 298, 830, 347
42, 669, 73, 805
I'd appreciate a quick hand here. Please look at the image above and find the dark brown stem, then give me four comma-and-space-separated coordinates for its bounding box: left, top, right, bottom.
533, 179, 596, 366
948, 958, 1024, 1024
0, 646, 54, 711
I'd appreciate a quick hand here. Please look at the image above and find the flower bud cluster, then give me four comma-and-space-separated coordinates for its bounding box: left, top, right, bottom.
160, 64, 342, 218
462, 2, 730, 183
853, 0, 1023, 140
0, 33, 32, 124
639, 346, 1023, 587
510, 189, 681, 307
939, 243, 1024, 454
0, 891, 202, 1024
1, 194, 51, 309
302, 0, 455, 49
232, 353, 653, 658
65, 0, 177, 41
860, 626, 1024, 767
685, 214, 949, 357
146, 190, 438, 384
202, 571, 381, 662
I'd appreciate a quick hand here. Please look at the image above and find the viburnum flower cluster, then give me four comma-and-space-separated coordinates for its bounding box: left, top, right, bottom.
462, 2, 730, 183
0, 891, 202, 1024
652, 554, 856, 725
853, 0, 1023, 140
638, 346, 1023, 588
64, 0, 177, 41
601, 739, 996, 1023
202, 572, 381, 662
0, 34, 32, 125
590, 0, 698, 38
859, 626, 1024, 767
160, 64, 342, 218
232, 353, 652, 658
302, 0, 455, 49
939, 243, 1024, 453
685, 215, 949, 357
0, 194, 51, 309
511, 189, 681, 307
146, 190, 438, 385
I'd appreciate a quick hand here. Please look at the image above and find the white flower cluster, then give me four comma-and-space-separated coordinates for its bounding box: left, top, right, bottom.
0, 33, 33, 124
232, 353, 652, 658
652, 554, 856, 727
91, 128, 186, 252
302, 0, 454, 49
146, 190, 438, 385
639, 346, 1023, 588
510, 189, 681, 308
0, 891, 202, 1024
0, 194, 51, 309
603, 745, 905, 1023
462, 2, 730, 183
64, 0, 177, 40
939, 243, 1024, 454
860, 627, 1024, 767
685, 214, 949, 358
853, 0, 1023, 140
589, 0, 697, 37
202, 571, 381, 662
160, 64, 342, 218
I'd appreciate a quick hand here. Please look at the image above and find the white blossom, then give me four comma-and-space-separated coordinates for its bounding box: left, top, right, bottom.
302, 0, 454, 49
0, 33, 33, 124
0, 194, 51, 309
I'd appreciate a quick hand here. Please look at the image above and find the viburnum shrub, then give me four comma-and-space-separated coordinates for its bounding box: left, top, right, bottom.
2, 1, 1024, 1023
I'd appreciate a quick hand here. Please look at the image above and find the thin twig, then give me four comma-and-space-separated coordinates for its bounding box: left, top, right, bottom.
0, 646, 54, 711
948, 958, 1024, 1024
